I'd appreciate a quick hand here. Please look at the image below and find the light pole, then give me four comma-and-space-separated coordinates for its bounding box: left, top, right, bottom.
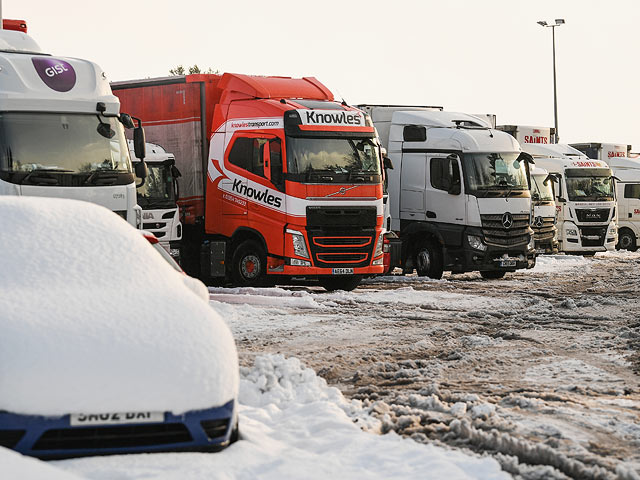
537, 19, 565, 143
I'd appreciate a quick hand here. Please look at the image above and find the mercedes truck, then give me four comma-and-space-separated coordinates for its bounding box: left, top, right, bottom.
358, 106, 536, 280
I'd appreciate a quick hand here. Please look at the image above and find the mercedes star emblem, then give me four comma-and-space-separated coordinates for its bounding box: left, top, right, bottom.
502, 212, 513, 229
534, 216, 544, 228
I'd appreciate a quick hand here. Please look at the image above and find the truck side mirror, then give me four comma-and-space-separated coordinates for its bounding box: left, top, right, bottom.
447, 157, 461, 195
134, 126, 146, 161
119, 113, 135, 129
383, 156, 394, 170
262, 142, 271, 181
557, 197, 567, 203
135, 161, 148, 180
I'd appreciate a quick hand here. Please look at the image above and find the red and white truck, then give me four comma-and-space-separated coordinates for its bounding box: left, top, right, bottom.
112, 74, 385, 290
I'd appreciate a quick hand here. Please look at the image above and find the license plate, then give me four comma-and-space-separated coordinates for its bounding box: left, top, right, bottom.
332, 268, 354, 275
535, 248, 546, 254
499, 259, 517, 267
70, 411, 164, 426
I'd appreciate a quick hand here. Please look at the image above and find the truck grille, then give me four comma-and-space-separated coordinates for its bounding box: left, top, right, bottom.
533, 217, 556, 241
480, 214, 531, 247
306, 206, 377, 268
579, 226, 607, 247
575, 208, 610, 223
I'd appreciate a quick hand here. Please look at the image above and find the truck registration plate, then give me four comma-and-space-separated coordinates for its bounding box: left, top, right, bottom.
70, 411, 164, 426
499, 259, 517, 267
332, 268, 354, 275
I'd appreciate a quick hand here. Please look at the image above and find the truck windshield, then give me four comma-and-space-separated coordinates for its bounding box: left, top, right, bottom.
286, 137, 381, 183
137, 162, 176, 208
0, 112, 132, 175
531, 175, 554, 202
462, 152, 529, 193
565, 168, 614, 201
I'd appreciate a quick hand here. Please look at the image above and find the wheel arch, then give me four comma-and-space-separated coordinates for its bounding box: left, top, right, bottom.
231, 227, 268, 254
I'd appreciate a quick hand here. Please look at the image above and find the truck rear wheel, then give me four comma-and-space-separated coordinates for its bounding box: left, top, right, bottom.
480, 270, 506, 280
617, 229, 637, 252
318, 275, 362, 292
231, 240, 266, 286
415, 240, 443, 279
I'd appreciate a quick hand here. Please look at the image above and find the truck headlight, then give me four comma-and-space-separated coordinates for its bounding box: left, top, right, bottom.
527, 235, 535, 250
374, 232, 384, 258
286, 229, 309, 259
566, 228, 578, 237
467, 234, 487, 251
608, 224, 617, 235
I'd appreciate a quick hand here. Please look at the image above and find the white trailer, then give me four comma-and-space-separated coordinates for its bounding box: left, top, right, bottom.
0, 28, 146, 227
359, 105, 536, 279
130, 141, 183, 259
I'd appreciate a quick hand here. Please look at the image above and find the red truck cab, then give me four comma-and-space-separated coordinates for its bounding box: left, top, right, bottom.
113, 74, 384, 291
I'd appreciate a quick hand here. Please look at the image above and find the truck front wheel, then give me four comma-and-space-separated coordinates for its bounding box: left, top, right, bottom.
617, 228, 638, 252
415, 240, 443, 279
318, 275, 362, 292
231, 240, 266, 286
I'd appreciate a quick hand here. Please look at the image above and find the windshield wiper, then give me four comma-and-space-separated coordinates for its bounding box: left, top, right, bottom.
84, 169, 121, 185
21, 168, 73, 185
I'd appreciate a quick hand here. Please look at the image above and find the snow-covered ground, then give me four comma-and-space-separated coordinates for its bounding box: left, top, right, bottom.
7, 252, 640, 479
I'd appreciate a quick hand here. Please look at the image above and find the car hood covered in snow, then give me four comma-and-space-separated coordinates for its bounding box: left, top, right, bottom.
0, 197, 238, 416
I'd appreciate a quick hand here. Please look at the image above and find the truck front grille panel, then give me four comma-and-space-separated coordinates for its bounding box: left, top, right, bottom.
307, 229, 375, 268
480, 214, 531, 247
533, 217, 556, 241
575, 208, 610, 223
579, 226, 607, 247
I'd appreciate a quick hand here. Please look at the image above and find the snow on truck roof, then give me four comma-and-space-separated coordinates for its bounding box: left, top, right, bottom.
390, 110, 493, 128
0, 196, 238, 416
0, 29, 43, 53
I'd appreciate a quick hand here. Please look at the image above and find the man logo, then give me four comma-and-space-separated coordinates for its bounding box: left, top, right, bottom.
502, 212, 513, 229
533, 216, 544, 228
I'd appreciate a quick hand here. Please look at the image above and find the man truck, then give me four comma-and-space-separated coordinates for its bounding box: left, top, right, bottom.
498, 128, 617, 255
358, 105, 536, 280
113, 74, 385, 290
571, 143, 639, 251
130, 141, 182, 259
0, 24, 146, 227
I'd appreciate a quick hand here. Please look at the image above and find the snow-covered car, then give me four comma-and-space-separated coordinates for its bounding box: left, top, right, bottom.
0, 197, 239, 459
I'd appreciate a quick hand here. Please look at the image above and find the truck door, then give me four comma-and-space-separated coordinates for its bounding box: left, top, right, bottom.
399, 153, 426, 219
425, 153, 465, 246
224, 134, 286, 256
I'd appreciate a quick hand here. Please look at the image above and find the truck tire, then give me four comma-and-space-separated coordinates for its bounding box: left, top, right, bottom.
617, 228, 638, 252
231, 240, 265, 286
318, 275, 362, 292
414, 240, 443, 279
230, 419, 240, 444
480, 270, 506, 280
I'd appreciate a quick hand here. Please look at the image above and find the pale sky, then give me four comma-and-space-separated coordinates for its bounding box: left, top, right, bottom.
4, 0, 640, 151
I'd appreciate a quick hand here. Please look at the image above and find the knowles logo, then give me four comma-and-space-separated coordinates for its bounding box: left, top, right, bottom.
300, 109, 364, 127
232, 179, 283, 208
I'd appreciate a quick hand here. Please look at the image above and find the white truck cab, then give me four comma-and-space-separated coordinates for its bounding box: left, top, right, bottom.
0, 28, 145, 227
570, 143, 639, 251
130, 141, 183, 259
359, 106, 536, 279
519, 143, 617, 254
530, 166, 559, 253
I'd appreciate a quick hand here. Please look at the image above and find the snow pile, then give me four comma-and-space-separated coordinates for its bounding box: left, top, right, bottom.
57, 354, 510, 480
0, 447, 86, 480
522, 254, 591, 275
0, 197, 238, 415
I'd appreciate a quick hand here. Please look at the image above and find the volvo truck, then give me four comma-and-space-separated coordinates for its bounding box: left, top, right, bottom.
0, 26, 146, 227
497, 132, 617, 255
358, 105, 536, 280
130, 141, 182, 259
113, 74, 385, 291
570, 143, 639, 251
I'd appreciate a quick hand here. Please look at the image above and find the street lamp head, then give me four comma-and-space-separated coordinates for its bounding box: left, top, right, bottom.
537, 20, 548, 26
555, 18, 565, 25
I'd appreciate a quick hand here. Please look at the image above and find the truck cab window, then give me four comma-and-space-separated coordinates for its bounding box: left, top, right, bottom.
430, 156, 460, 194
228, 137, 269, 178
624, 184, 640, 199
